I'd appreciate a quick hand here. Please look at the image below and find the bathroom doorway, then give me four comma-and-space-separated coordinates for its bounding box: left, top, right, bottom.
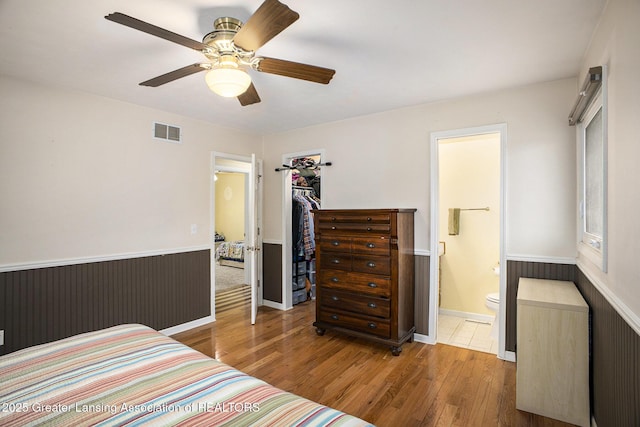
429, 124, 507, 359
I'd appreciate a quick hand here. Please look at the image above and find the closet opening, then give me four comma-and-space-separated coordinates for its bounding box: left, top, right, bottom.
281, 150, 326, 309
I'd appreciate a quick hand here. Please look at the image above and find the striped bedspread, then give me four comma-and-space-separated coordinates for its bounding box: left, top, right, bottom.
0, 324, 372, 426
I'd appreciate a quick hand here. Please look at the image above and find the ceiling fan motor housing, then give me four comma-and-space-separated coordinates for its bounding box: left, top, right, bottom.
202, 17, 255, 68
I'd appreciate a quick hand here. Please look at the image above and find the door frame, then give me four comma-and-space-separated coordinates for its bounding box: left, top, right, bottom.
280, 149, 326, 310
428, 123, 508, 359
211, 151, 263, 320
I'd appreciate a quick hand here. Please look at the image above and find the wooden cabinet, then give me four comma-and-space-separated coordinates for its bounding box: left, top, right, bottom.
312, 209, 416, 355
516, 278, 590, 426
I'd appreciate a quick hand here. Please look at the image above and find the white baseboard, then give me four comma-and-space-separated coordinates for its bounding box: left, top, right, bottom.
262, 299, 286, 310
413, 333, 435, 344
160, 315, 215, 336
501, 350, 516, 362
438, 308, 494, 324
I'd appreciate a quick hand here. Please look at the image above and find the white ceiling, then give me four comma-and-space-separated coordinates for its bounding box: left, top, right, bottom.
0, 0, 606, 133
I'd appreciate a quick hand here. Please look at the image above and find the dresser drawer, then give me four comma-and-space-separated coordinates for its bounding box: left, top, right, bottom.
320, 253, 352, 271
320, 289, 390, 318
319, 222, 391, 234
351, 236, 390, 255
352, 255, 391, 275
320, 309, 390, 338
319, 270, 391, 297
319, 236, 351, 253
318, 213, 391, 224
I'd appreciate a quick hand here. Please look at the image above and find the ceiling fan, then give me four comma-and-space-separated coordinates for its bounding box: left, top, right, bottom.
105, 0, 336, 106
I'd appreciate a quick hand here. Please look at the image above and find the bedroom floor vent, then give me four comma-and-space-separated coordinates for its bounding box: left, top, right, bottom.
153, 122, 182, 144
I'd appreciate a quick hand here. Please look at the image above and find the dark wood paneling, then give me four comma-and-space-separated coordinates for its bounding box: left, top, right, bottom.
575, 269, 640, 427
262, 243, 282, 303
415, 255, 430, 335
505, 261, 639, 425
505, 260, 575, 352
0, 250, 210, 355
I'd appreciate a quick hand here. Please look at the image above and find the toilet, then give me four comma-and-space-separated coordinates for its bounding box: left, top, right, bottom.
485, 292, 500, 339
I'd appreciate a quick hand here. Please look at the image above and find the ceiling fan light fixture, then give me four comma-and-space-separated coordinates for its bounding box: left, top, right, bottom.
206, 67, 251, 97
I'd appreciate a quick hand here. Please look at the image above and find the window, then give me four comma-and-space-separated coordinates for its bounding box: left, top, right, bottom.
580, 88, 607, 271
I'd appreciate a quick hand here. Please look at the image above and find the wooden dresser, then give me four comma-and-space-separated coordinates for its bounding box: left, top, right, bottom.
312, 208, 416, 355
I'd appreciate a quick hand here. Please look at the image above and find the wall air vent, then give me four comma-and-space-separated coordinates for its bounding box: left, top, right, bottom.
153, 122, 182, 144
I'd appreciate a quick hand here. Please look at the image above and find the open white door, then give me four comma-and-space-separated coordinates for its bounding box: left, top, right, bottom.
248, 154, 262, 325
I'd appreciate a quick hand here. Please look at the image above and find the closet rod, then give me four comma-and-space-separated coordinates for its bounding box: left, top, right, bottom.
274, 161, 332, 172
460, 207, 490, 211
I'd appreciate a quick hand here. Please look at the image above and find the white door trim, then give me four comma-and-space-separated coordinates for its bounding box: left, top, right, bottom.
428, 123, 508, 359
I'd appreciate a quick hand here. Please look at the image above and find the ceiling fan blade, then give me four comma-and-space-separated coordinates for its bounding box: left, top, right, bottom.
105, 12, 208, 52
232, 0, 299, 51
257, 57, 335, 84
139, 63, 207, 87
238, 83, 261, 106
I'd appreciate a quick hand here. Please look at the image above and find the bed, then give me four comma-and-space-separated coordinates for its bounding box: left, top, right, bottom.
215, 241, 245, 268
0, 324, 372, 426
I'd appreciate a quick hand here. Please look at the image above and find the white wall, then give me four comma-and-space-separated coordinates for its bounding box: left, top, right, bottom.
577, 0, 640, 322
0, 75, 261, 266
262, 77, 577, 259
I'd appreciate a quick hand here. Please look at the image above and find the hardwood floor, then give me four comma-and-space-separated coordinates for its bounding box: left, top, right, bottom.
172, 301, 576, 427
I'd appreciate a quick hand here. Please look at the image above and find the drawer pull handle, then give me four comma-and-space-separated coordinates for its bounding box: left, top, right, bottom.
331, 241, 340, 246
367, 283, 377, 288
367, 262, 376, 268
331, 277, 340, 283
366, 243, 376, 248
332, 259, 341, 264
368, 302, 377, 308
331, 314, 339, 320
332, 295, 339, 301
367, 217, 372, 221
331, 226, 337, 230
368, 322, 377, 329
331, 217, 336, 221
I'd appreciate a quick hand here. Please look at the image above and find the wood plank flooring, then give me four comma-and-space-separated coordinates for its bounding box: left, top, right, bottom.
215, 285, 251, 313
172, 301, 577, 427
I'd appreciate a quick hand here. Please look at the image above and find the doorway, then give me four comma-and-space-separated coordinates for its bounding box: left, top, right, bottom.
212, 152, 262, 323
214, 170, 250, 313
429, 124, 507, 359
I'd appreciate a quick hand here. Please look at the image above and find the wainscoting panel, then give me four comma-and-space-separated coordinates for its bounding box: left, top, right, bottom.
575, 269, 640, 427
505, 260, 576, 352
262, 243, 282, 303
0, 250, 211, 355
415, 255, 430, 335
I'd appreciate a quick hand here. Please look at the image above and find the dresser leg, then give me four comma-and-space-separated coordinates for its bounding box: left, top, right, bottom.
315, 328, 326, 336
391, 346, 402, 356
